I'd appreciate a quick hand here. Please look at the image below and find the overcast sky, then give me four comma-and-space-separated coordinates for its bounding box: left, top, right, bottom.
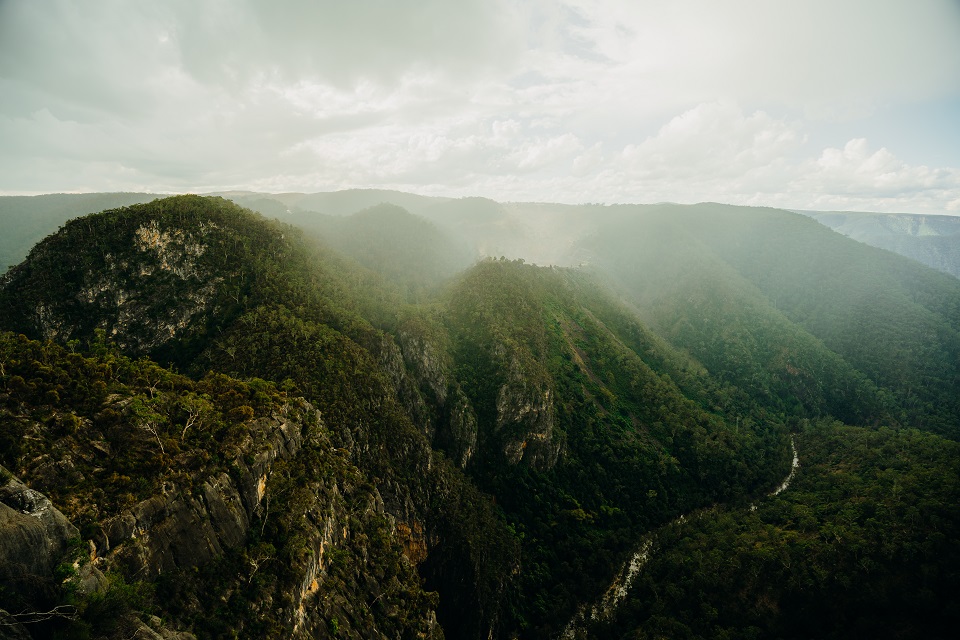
2, 0, 959, 212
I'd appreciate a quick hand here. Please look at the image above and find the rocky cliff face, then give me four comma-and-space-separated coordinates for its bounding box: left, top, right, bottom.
0, 467, 196, 639
0, 209, 244, 358
1, 470, 84, 638
0, 469, 78, 582
493, 348, 560, 469
0, 197, 515, 638
94, 405, 308, 581
396, 321, 479, 468
0, 328, 445, 639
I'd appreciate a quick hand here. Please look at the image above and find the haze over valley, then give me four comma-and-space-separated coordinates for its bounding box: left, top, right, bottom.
1, 2, 959, 639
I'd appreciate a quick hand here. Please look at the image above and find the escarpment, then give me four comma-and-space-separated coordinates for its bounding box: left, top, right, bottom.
94, 404, 310, 580
0, 470, 79, 581
0, 331, 444, 638
0, 197, 517, 638
0, 197, 779, 638
2, 192, 959, 639
396, 318, 478, 468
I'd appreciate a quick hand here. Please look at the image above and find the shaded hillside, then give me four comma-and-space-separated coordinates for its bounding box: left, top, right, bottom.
234, 192, 606, 266
234, 195, 960, 427
0, 196, 519, 639
226, 189, 449, 218
286, 203, 474, 301
802, 210, 960, 279
439, 258, 789, 637
0, 332, 439, 639
586, 420, 960, 640
0, 196, 791, 638
418, 198, 576, 264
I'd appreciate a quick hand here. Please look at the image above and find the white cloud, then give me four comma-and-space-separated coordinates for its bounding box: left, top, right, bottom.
790, 139, 960, 209
621, 102, 804, 179
0, 0, 958, 212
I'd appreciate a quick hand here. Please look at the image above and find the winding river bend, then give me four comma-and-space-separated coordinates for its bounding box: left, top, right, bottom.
560, 435, 800, 639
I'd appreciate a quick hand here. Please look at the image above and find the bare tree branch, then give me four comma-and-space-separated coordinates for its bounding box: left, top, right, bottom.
1, 604, 77, 625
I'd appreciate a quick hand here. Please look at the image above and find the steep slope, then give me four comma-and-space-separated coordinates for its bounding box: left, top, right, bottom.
226, 189, 450, 219
0, 196, 796, 639
433, 259, 789, 637
586, 420, 960, 640
4, 194, 958, 639
415, 198, 607, 266
575, 203, 960, 438
290, 203, 474, 301
0, 332, 439, 639
0, 196, 518, 639
686, 205, 960, 435
224, 196, 477, 303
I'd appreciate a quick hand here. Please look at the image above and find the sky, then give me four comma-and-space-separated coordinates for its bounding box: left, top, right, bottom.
1, 0, 960, 213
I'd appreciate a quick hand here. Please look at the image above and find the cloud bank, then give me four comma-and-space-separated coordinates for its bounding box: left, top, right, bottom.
1, 0, 959, 212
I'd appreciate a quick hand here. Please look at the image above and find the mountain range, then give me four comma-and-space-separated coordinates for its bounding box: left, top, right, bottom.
5, 193, 960, 281
1, 193, 957, 639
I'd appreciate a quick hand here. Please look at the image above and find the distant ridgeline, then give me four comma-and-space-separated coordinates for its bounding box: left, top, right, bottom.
0, 194, 957, 639
0, 192, 159, 271
798, 209, 960, 280
5, 192, 960, 281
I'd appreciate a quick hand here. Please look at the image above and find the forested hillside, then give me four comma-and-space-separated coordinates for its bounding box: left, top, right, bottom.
572, 204, 960, 438
6, 192, 959, 285
0, 333, 440, 639
1, 196, 516, 639
2, 195, 958, 639
582, 420, 960, 639
287, 203, 474, 302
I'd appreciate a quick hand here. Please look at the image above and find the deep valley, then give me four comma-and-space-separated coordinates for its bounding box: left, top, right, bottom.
1, 193, 957, 639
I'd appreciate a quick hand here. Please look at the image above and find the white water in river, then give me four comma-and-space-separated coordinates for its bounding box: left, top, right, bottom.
751, 435, 799, 510
772, 436, 799, 495
560, 435, 799, 639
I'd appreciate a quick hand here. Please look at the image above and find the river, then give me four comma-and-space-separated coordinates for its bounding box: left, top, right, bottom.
560, 435, 799, 639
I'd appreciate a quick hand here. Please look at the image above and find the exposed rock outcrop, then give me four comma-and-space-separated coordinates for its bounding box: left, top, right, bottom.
493, 349, 561, 470
396, 323, 479, 468
0, 609, 31, 640
0, 468, 78, 579
95, 406, 310, 579
0, 197, 260, 361
0, 197, 514, 638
